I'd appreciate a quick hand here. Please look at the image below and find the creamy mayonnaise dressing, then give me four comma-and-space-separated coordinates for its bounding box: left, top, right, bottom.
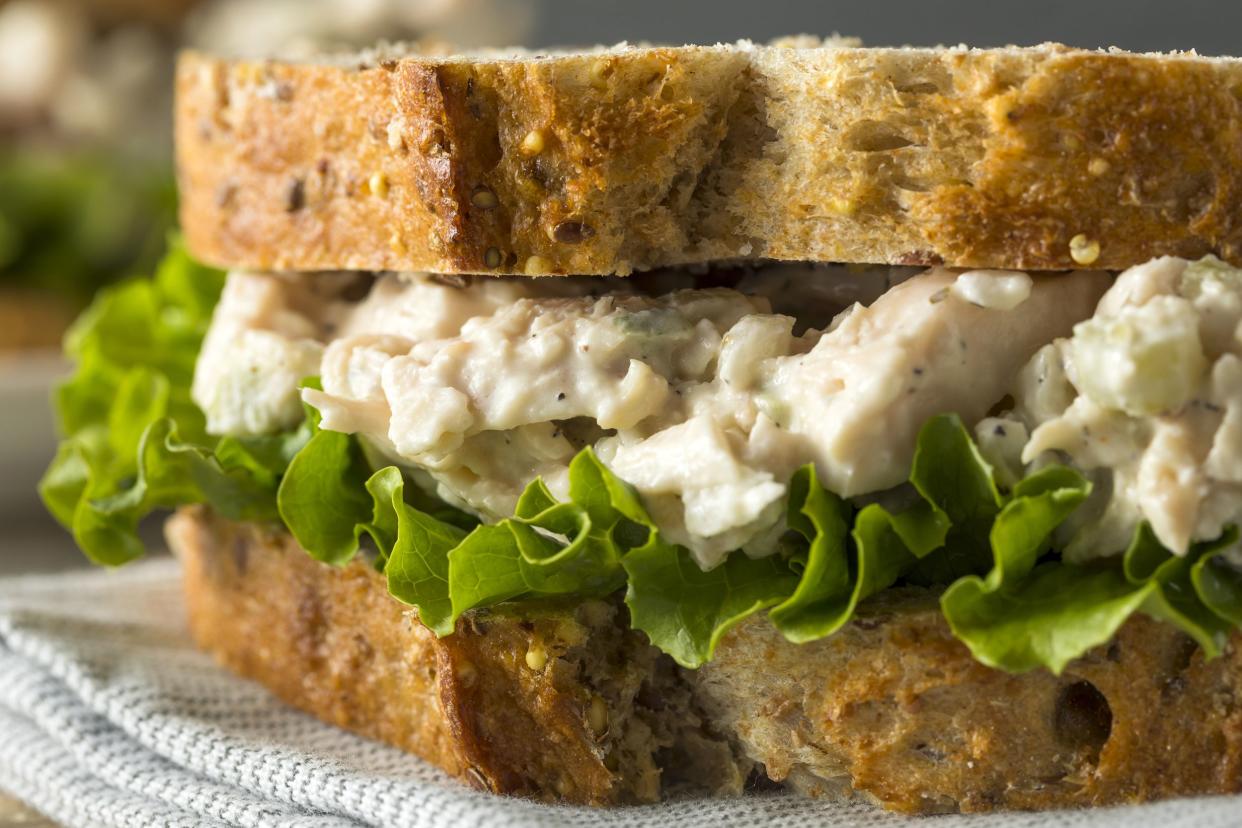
986, 256, 1242, 559
193, 264, 1106, 568
192, 270, 353, 436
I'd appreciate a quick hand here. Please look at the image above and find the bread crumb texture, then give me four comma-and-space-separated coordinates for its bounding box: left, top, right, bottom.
176, 41, 1242, 275
173, 508, 1242, 812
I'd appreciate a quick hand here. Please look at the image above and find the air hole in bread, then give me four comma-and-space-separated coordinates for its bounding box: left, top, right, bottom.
843, 120, 916, 152
1053, 680, 1112, 763
230, 535, 250, 576
894, 81, 941, 95
1162, 633, 1200, 699
1173, 171, 1218, 223
892, 174, 931, 193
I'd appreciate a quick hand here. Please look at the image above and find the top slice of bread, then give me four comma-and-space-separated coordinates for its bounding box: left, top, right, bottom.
176, 39, 1242, 276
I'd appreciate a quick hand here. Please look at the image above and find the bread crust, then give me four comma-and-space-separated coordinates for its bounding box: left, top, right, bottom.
168, 506, 747, 804
700, 590, 1242, 813
177, 42, 1242, 276
173, 508, 1242, 813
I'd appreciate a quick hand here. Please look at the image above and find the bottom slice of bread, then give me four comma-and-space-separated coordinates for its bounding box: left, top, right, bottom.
698, 592, 1242, 812
169, 506, 748, 805
170, 507, 1242, 812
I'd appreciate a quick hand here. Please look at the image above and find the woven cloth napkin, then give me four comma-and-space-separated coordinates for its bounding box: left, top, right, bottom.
0, 559, 1239, 828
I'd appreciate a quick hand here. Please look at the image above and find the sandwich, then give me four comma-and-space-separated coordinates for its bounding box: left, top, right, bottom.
41, 39, 1242, 813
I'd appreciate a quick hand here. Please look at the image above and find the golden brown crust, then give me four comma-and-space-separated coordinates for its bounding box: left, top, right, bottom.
177, 43, 1242, 276
169, 506, 705, 804
916, 51, 1242, 269
173, 507, 1242, 813
698, 591, 1242, 813
175, 46, 745, 276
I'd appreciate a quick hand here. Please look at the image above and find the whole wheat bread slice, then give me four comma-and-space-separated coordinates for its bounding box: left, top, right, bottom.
176, 39, 1242, 276
169, 506, 748, 805
172, 507, 1242, 813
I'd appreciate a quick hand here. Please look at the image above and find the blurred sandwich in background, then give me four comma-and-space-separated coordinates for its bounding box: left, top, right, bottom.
0, 0, 530, 352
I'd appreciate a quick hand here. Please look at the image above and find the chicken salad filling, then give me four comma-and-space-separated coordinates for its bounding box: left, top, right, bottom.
982, 256, 1242, 565
41, 243, 1242, 672
193, 263, 1106, 567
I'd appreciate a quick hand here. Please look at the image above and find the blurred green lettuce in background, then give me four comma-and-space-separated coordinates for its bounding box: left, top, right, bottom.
0, 148, 176, 301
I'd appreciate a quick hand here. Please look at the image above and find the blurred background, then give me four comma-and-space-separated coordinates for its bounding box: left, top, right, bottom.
0, 0, 1238, 576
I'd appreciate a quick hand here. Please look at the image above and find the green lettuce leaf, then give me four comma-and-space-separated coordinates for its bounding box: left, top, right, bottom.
449, 450, 638, 620
904, 413, 1002, 583
764, 463, 936, 643
624, 540, 798, 668
275, 428, 472, 634
765, 465, 852, 641
272, 393, 474, 631
583, 450, 799, 668
1124, 524, 1239, 656
943, 563, 1148, 674
47, 414, 286, 566
939, 470, 1242, 673
38, 242, 254, 564
1193, 550, 1242, 627
910, 413, 1002, 530
373, 467, 468, 635
765, 416, 995, 644
277, 427, 373, 565
56, 243, 218, 441
940, 465, 1102, 673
